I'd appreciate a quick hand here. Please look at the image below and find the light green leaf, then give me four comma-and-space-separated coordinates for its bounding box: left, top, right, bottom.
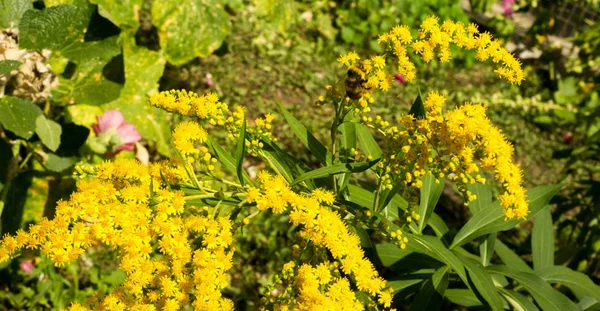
479, 234, 496, 266
495, 240, 532, 272
410, 267, 449, 311
578, 296, 600, 311
151, 0, 231, 65
417, 174, 445, 233
258, 143, 297, 184
291, 159, 380, 186
339, 122, 356, 151
0, 0, 32, 28
45, 154, 75, 172
355, 123, 382, 159
445, 289, 484, 307
235, 117, 247, 186
19, 4, 93, 51
451, 185, 562, 248
0, 96, 42, 139
467, 183, 492, 215
0, 60, 22, 75
206, 138, 252, 185
537, 266, 600, 302
455, 253, 504, 310
89, 0, 142, 30
35, 115, 62, 152
488, 265, 580, 311
532, 206, 554, 270
498, 287, 539, 311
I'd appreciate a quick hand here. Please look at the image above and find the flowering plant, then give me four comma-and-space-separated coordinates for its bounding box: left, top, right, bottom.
87, 110, 142, 157
1, 16, 596, 311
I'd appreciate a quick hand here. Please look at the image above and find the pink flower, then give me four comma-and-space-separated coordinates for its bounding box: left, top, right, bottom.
90, 110, 141, 156
205, 73, 215, 88
563, 132, 573, 144
503, 0, 515, 17
394, 74, 406, 85
20, 260, 34, 274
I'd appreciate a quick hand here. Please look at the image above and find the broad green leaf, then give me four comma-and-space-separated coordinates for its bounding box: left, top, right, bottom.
451, 185, 562, 248
0, 0, 32, 28
455, 253, 504, 310
0, 96, 42, 139
35, 115, 62, 152
417, 174, 445, 233
532, 206, 554, 270
445, 289, 484, 307
406, 233, 468, 284
103, 34, 169, 155
89, 0, 142, 30
467, 182, 492, 215
291, 159, 380, 186
276, 101, 331, 165
206, 138, 252, 186
537, 266, 600, 302
488, 265, 580, 311
0, 60, 22, 75
19, 4, 93, 51
235, 117, 247, 186
151, 0, 231, 65
479, 234, 496, 266
410, 267, 449, 311
409, 94, 426, 119
498, 288, 539, 311
355, 123, 382, 159
375, 243, 411, 267
495, 240, 532, 272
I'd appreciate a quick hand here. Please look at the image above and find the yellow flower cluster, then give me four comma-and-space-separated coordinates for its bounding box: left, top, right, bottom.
370, 91, 528, 219
246, 173, 392, 307
0, 159, 235, 311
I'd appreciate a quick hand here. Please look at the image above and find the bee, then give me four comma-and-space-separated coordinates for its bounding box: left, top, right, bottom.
345, 64, 370, 100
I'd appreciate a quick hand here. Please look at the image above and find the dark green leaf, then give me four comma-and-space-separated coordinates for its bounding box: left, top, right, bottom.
35, 115, 62, 152
375, 243, 411, 267
537, 266, 600, 302
427, 213, 451, 244
350, 226, 372, 249
498, 287, 539, 311
0, 0, 32, 28
451, 185, 562, 248
409, 93, 426, 119
417, 174, 445, 233
0, 96, 42, 139
45, 154, 75, 173
235, 116, 247, 186
445, 289, 484, 307
488, 265, 580, 311
455, 253, 504, 310
355, 123, 382, 159
406, 233, 468, 284
151, 0, 231, 65
410, 267, 449, 311
495, 240, 532, 272
276, 101, 331, 165
291, 159, 380, 186
532, 206, 554, 270
0, 60, 21, 75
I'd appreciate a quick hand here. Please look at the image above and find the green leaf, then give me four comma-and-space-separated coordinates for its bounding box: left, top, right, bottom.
578, 296, 600, 311
467, 182, 492, 215
532, 206, 554, 270
258, 143, 296, 184
102, 33, 170, 155
495, 240, 532, 272
537, 266, 600, 302
427, 212, 451, 244
235, 117, 247, 186
0, 60, 22, 75
339, 122, 356, 152
409, 94, 426, 119
350, 226, 372, 249
498, 287, 539, 311
276, 101, 331, 165
89, 0, 142, 30
355, 123, 382, 159
35, 115, 62, 152
206, 138, 252, 185
406, 233, 468, 284
375, 243, 411, 267
62, 35, 121, 67
291, 159, 380, 186
0, 0, 32, 28
451, 185, 562, 248
19, 4, 93, 51
45, 154, 75, 172
455, 253, 504, 310
479, 234, 496, 266
417, 174, 445, 233
0, 96, 42, 139
488, 265, 580, 311
410, 267, 449, 311
151, 0, 231, 65
445, 289, 484, 307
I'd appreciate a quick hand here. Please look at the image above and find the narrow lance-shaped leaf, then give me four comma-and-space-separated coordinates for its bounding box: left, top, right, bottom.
276, 101, 332, 165
494, 240, 532, 272
405, 233, 468, 284
532, 206, 554, 270
206, 138, 252, 186
235, 116, 247, 186
498, 287, 539, 311
418, 174, 445, 233
409, 93, 426, 119
455, 253, 504, 310
467, 183, 493, 215
291, 159, 380, 186
410, 267, 449, 311
355, 123, 382, 159
480, 234, 496, 266
537, 266, 600, 302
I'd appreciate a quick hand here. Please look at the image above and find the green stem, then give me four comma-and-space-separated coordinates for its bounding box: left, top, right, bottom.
373, 176, 383, 213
